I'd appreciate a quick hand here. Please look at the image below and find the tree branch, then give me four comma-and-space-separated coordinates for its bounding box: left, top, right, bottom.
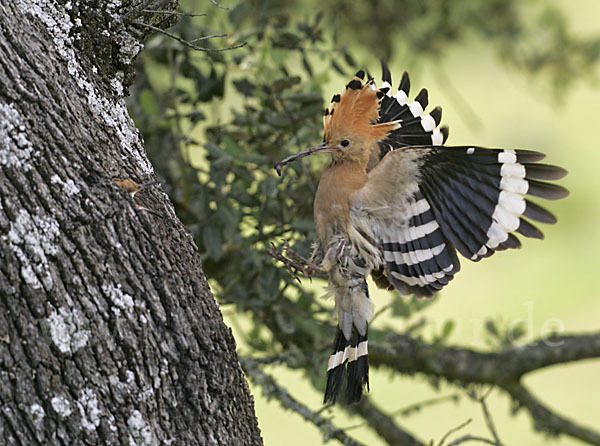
240, 357, 365, 446
504, 382, 600, 444
132, 21, 247, 51
476, 392, 502, 445
438, 418, 473, 446
446, 435, 498, 446
346, 396, 425, 446
257, 285, 600, 446
369, 332, 600, 445
209, 0, 232, 10
369, 331, 600, 384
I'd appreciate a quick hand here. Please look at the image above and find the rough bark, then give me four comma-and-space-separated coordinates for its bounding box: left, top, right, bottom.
0, 1, 262, 445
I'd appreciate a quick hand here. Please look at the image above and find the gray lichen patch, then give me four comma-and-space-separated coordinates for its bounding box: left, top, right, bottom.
0, 102, 35, 170
102, 282, 134, 316
4, 209, 60, 290
50, 395, 72, 418
127, 409, 157, 446
50, 174, 81, 196
47, 306, 90, 354
76, 388, 102, 432
29, 403, 45, 428
15, 0, 153, 174
115, 29, 144, 65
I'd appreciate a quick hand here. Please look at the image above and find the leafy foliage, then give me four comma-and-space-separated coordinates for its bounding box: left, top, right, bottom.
129, 0, 599, 393
128, 1, 600, 443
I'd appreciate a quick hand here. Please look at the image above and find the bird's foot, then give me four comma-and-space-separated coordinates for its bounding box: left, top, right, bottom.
269, 239, 327, 282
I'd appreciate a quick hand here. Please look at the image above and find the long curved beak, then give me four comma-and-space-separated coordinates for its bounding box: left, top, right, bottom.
274, 142, 338, 176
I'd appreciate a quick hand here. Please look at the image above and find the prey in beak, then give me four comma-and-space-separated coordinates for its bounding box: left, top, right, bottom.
274, 142, 339, 176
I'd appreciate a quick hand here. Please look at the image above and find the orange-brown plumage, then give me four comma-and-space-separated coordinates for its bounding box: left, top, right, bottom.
314, 161, 367, 243
314, 75, 405, 254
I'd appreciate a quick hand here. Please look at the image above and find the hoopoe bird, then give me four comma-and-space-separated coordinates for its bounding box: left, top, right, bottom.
274, 62, 568, 405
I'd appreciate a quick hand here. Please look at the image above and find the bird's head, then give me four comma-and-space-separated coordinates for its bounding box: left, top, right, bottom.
274, 70, 399, 175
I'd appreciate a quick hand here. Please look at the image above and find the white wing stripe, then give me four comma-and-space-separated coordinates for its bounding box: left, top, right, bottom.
485, 222, 509, 249
391, 270, 446, 287
420, 114, 436, 132
381, 81, 393, 96
501, 163, 526, 178
383, 243, 446, 266
499, 177, 528, 194
408, 100, 423, 117
493, 206, 520, 232
478, 152, 528, 252
498, 149, 517, 163
395, 90, 408, 105
498, 190, 526, 215
393, 220, 440, 243
413, 198, 431, 215
431, 129, 444, 145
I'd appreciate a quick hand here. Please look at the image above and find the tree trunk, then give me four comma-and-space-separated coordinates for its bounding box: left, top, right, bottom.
0, 2, 262, 445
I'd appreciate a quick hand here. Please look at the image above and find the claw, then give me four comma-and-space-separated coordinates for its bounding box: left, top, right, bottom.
269, 239, 327, 282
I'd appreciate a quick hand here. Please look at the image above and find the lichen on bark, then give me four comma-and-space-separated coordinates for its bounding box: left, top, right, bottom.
0, 1, 262, 445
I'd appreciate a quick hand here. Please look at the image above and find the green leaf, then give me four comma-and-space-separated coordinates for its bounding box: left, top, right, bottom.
302, 54, 313, 77
217, 201, 241, 239
266, 114, 291, 128
202, 226, 222, 260
341, 47, 356, 68
510, 321, 527, 342
271, 76, 302, 93
290, 219, 314, 233
233, 79, 256, 97
237, 153, 270, 165
314, 10, 324, 27
139, 89, 159, 116
229, 2, 248, 27
188, 110, 205, 125
204, 142, 226, 158
261, 176, 278, 199
485, 319, 500, 338
273, 31, 302, 49
441, 320, 455, 340
409, 294, 438, 313
331, 58, 346, 75
286, 92, 322, 104
391, 295, 411, 319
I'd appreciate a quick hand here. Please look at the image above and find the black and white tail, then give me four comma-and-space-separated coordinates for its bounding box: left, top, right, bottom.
324, 281, 371, 405
324, 327, 369, 405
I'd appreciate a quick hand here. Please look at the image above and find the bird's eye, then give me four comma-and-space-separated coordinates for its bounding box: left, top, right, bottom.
341, 139, 350, 147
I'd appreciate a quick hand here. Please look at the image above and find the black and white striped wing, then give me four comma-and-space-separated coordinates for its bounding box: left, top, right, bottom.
381, 146, 568, 297
375, 62, 449, 157
381, 186, 461, 297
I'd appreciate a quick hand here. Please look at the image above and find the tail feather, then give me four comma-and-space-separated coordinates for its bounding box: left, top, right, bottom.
324, 329, 347, 404
324, 328, 369, 405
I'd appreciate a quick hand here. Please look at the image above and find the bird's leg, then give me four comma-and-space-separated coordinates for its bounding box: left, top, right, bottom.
335, 240, 346, 256
269, 239, 327, 282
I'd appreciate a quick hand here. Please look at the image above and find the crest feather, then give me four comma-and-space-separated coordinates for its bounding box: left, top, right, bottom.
323, 63, 449, 167
324, 74, 397, 143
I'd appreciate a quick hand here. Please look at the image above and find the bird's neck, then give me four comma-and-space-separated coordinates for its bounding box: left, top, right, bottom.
314, 160, 368, 243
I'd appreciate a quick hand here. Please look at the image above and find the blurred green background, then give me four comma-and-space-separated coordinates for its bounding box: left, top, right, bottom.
130, 0, 600, 443
248, 44, 600, 446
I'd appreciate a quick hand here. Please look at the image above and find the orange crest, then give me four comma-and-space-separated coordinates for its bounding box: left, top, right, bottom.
323, 71, 399, 145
